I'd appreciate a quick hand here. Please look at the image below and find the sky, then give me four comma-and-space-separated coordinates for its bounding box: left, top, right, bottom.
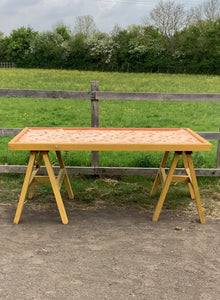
0, 0, 204, 36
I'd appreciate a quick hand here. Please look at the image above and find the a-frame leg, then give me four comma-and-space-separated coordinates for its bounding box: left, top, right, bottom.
186, 153, 205, 224
151, 150, 205, 223
182, 152, 195, 200
56, 151, 74, 200
14, 151, 37, 224
152, 152, 180, 222
151, 151, 170, 196
42, 152, 68, 224
28, 152, 44, 199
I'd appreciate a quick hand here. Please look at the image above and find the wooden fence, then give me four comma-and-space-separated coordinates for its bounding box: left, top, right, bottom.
1, 81, 220, 176
0, 62, 16, 68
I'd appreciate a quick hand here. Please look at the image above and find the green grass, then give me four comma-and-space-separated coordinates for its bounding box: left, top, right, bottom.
0, 69, 220, 168
1, 68, 219, 216
0, 174, 219, 217
0, 69, 220, 93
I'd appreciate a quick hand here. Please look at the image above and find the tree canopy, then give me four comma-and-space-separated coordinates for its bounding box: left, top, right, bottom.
0, 0, 219, 74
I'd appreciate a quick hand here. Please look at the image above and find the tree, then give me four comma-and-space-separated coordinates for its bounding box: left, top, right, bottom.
30, 31, 65, 68
112, 29, 132, 72
201, 18, 220, 73
128, 25, 165, 72
0, 36, 8, 62
203, 0, 220, 23
173, 17, 220, 74
146, 0, 186, 51
186, 0, 220, 28
150, 0, 185, 36
185, 6, 203, 28
55, 24, 71, 41
65, 33, 89, 69
87, 32, 119, 70
110, 24, 123, 37
73, 15, 97, 36
6, 27, 37, 66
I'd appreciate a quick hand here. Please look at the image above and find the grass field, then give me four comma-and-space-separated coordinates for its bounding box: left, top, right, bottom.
0, 68, 220, 93
0, 69, 220, 215
0, 69, 220, 168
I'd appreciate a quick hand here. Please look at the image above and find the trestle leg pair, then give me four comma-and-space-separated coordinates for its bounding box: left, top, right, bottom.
151, 151, 205, 224
14, 151, 74, 224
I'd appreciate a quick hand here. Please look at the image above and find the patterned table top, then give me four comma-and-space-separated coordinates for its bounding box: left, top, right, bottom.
8, 127, 212, 151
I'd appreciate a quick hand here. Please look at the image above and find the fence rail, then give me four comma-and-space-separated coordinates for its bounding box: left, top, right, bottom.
0, 88, 220, 102
0, 82, 220, 176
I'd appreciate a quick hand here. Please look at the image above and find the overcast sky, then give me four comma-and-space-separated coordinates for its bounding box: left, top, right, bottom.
0, 0, 204, 36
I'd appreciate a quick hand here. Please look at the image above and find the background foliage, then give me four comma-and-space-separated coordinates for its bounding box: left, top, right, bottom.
0, 1, 219, 74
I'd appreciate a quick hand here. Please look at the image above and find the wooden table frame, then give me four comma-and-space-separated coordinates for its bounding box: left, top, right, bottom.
13, 151, 73, 225
151, 151, 205, 223
8, 127, 212, 224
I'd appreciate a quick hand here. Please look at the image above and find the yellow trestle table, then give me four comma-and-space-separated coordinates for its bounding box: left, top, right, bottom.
8, 127, 212, 224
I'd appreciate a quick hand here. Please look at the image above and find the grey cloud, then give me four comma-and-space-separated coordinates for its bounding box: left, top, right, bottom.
0, 0, 40, 13
0, 0, 203, 36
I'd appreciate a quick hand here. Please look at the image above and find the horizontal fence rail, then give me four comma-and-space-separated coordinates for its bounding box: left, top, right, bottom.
0, 89, 90, 99
0, 88, 220, 102
1, 166, 220, 177
0, 82, 220, 176
97, 92, 220, 102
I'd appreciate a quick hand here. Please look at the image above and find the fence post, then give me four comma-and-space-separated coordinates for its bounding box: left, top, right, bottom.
91, 81, 99, 168
217, 125, 220, 168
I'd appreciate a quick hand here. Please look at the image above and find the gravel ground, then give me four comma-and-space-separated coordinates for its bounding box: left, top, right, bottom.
0, 203, 219, 300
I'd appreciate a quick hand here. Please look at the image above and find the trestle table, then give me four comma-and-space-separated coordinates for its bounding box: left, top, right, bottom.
8, 127, 212, 224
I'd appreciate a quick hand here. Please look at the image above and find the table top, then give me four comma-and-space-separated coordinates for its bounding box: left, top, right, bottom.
8, 127, 212, 152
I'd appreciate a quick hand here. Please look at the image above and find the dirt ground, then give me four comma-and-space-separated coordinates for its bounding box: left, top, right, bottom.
0, 203, 219, 300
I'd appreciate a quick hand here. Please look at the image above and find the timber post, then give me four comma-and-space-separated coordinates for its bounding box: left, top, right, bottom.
91, 81, 99, 168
